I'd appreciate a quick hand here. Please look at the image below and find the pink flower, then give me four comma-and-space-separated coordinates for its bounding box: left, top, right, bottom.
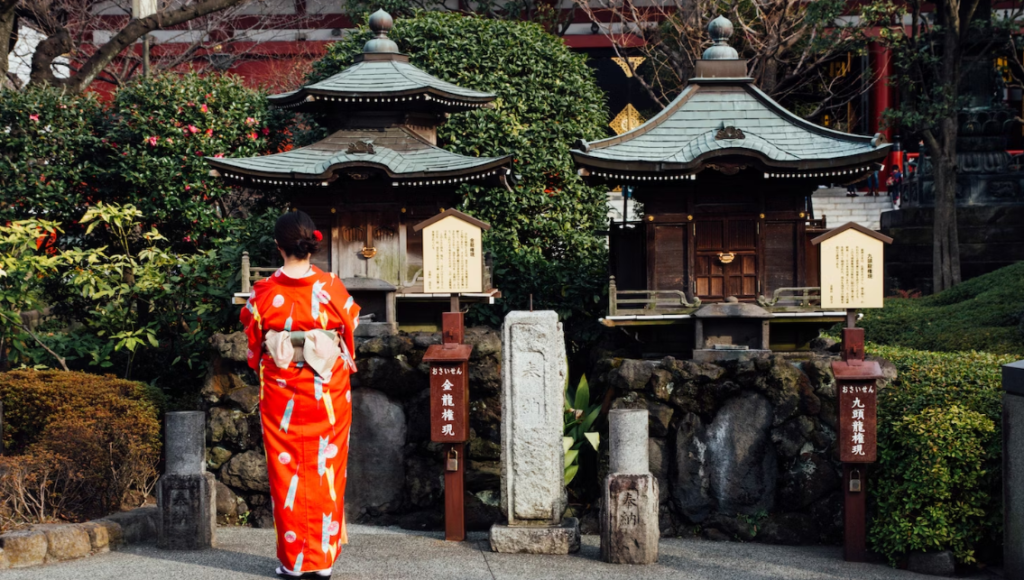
196, 151, 204, 156
262, 127, 270, 136
249, 132, 258, 140
213, 153, 224, 158
200, 104, 208, 113
187, 125, 199, 134
184, 235, 192, 242
205, 128, 213, 137
185, 185, 191, 191
245, 117, 256, 126
166, 137, 174, 144
29, 114, 39, 122
147, 136, 158, 146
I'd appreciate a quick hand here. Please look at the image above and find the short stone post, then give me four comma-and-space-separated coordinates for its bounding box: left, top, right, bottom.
601, 409, 659, 564
156, 411, 216, 550
1004, 361, 1024, 579
490, 311, 580, 554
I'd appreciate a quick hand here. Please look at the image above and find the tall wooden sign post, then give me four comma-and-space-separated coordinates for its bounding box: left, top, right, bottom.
414, 209, 491, 542
811, 222, 892, 562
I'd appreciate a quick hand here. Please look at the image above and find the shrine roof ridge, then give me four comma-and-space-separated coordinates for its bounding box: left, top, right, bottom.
571, 80, 891, 174
810, 222, 894, 245
207, 127, 511, 182
412, 208, 492, 232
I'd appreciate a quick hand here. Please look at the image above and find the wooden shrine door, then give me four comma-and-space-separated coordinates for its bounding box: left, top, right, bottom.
335, 212, 402, 284
694, 217, 758, 301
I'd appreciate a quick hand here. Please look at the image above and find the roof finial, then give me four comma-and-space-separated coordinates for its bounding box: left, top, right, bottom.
703, 15, 739, 60
363, 9, 399, 53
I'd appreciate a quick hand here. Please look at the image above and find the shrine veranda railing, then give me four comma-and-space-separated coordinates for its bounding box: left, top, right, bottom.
607, 277, 826, 317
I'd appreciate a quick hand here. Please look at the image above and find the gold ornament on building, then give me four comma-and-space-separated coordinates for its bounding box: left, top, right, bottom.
611, 56, 646, 78
609, 104, 646, 135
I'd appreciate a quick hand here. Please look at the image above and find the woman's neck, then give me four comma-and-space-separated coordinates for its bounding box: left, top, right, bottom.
280, 256, 312, 279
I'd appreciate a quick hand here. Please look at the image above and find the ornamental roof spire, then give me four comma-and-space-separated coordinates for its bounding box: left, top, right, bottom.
363, 9, 399, 54
703, 15, 739, 60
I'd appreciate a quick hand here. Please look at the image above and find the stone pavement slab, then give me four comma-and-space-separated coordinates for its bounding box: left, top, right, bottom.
0, 525, 999, 580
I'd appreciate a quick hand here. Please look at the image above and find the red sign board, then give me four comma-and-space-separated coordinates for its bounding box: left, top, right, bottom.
424, 345, 472, 443
833, 360, 882, 463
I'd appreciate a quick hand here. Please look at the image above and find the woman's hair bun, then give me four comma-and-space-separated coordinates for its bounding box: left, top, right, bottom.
275, 210, 320, 260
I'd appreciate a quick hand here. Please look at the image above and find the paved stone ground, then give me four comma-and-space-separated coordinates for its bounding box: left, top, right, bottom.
1, 526, 1002, 580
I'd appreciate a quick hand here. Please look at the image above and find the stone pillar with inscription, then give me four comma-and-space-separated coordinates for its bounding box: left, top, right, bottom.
601, 409, 659, 564
156, 411, 216, 550
489, 311, 580, 554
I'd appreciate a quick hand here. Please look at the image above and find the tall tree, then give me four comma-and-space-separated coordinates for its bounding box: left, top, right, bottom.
572, 0, 875, 120
870, 0, 1020, 291
1, 0, 310, 93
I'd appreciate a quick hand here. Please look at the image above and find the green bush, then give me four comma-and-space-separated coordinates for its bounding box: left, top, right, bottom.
101, 71, 290, 248
868, 344, 1012, 565
0, 370, 162, 522
861, 262, 1024, 355
0, 86, 104, 226
308, 12, 611, 337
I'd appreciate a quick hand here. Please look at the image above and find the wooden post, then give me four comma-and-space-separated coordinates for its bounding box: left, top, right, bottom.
241, 252, 251, 294
442, 305, 465, 541
841, 308, 867, 562
0, 400, 4, 456
609, 276, 618, 316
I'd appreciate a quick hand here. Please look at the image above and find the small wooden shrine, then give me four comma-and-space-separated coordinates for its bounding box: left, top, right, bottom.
572, 16, 891, 354
210, 10, 510, 333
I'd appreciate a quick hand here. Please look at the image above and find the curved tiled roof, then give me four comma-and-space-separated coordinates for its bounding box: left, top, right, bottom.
573, 80, 890, 172
267, 56, 496, 109
208, 127, 508, 181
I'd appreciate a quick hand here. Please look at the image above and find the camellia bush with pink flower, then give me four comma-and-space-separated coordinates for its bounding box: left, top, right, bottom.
0, 73, 289, 400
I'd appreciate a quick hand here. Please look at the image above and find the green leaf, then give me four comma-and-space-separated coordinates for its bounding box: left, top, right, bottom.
563, 464, 579, 486
562, 436, 572, 454
564, 449, 578, 469
584, 432, 600, 452
573, 374, 590, 412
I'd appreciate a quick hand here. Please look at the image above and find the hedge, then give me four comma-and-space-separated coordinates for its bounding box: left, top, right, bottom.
868, 344, 1012, 565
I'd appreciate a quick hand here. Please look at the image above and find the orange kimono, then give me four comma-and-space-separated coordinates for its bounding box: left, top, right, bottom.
240, 266, 360, 573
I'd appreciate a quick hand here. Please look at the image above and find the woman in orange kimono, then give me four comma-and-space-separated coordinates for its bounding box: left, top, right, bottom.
240, 211, 360, 578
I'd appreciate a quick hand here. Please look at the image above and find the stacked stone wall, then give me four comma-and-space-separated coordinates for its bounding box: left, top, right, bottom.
203, 329, 503, 531
587, 350, 895, 544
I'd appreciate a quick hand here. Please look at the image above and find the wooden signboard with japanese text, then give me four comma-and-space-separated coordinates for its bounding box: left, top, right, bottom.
811, 223, 892, 310
425, 345, 472, 443
413, 209, 491, 294
837, 381, 877, 462
833, 360, 882, 463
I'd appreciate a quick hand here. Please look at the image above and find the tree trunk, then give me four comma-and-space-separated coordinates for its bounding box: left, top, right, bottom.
931, 21, 963, 292
0, 0, 17, 90
931, 117, 962, 292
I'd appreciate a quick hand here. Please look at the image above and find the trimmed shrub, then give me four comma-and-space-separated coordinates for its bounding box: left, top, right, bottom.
308, 12, 611, 336
861, 262, 1024, 355
0, 370, 162, 522
868, 345, 1012, 565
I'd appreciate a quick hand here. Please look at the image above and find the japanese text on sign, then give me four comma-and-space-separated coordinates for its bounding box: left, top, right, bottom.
421, 215, 484, 293
429, 362, 468, 442
817, 227, 886, 309
838, 382, 877, 462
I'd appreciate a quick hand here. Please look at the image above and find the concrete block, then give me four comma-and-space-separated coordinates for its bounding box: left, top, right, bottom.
165, 411, 206, 475
489, 518, 580, 555
609, 409, 648, 475
907, 550, 955, 577
35, 524, 91, 562
601, 474, 659, 564
0, 530, 48, 568
1004, 384, 1024, 580
99, 507, 158, 544
156, 472, 216, 550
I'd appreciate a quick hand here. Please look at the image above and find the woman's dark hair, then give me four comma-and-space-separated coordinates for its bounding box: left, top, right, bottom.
275, 210, 320, 259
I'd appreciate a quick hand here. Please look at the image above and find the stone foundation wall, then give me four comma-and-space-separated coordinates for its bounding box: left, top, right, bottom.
587, 349, 895, 544
203, 329, 503, 531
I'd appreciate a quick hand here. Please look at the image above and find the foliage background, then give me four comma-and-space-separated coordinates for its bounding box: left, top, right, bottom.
0, 74, 287, 401
860, 261, 1024, 355
868, 344, 1010, 565
306, 11, 611, 344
